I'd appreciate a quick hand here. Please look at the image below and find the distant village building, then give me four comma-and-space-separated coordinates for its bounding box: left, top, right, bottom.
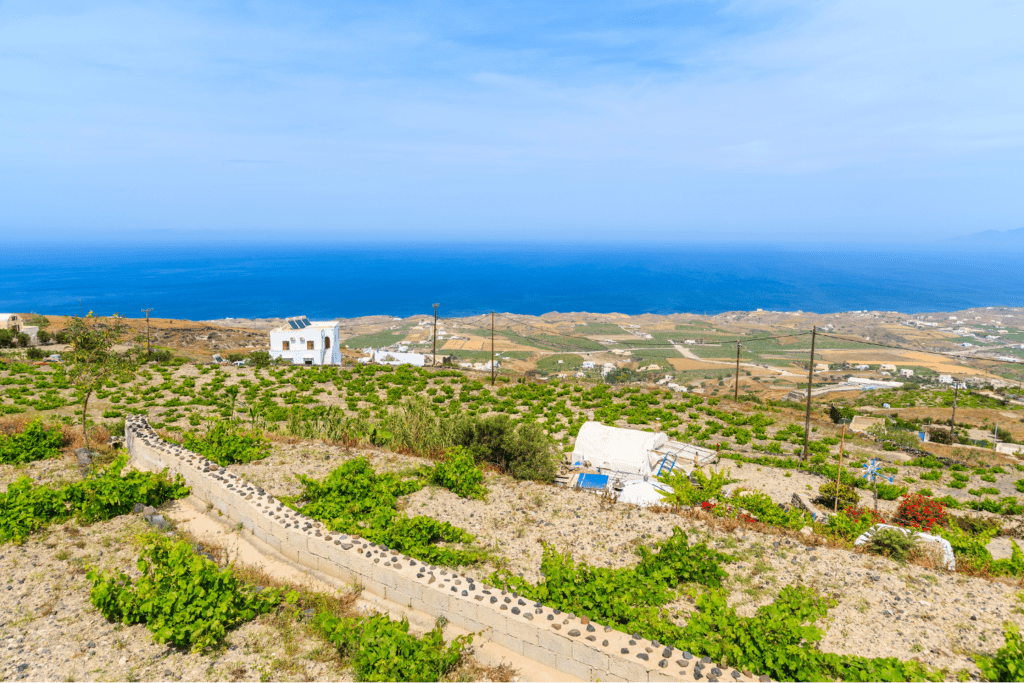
582, 361, 595, 369
362, 349, 427, 367
269, 316, 341, 366
899, 369, 914, 377
880, 363, 897, 373
814, 363, 829, 372
938, 374, 953, 384
0, 314, 22, 332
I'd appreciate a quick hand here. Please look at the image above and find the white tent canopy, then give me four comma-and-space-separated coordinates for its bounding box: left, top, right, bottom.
617, 480, 674, 507
572, 422, 669, 477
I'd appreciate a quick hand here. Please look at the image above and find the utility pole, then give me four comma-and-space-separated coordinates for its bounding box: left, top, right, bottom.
801, 326, 817, 462
949, 378, 960, 443
142, 308, 153, 358
834, 424, 847, 513
734, 340, 741, 402
491, 311, 496, 386
431, 304, 439, 366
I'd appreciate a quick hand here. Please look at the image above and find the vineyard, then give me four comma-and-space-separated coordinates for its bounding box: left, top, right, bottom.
2, 347, 1024, 681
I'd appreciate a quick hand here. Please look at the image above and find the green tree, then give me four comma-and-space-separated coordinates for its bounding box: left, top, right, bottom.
248, 350, 271, 368
27, 313, 50, 328
36, 330, 52, 345
64, 313, 142, 449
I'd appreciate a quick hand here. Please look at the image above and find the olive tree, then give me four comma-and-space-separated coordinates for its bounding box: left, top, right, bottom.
64, 313, 142, 449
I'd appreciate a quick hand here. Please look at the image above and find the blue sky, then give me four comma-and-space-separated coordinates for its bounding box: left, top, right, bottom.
1, 0, 1021, 243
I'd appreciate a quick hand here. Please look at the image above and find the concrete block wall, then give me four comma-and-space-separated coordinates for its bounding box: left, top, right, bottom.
125, 415, 754, 683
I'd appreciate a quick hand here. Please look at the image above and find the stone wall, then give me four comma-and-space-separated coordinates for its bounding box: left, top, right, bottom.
125, 415, 752, 682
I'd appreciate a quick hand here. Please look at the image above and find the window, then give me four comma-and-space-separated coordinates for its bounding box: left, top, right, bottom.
282, 341, 290, 351
324, 337, 330, 349
307, 340, 314, 350
304, 359, 313, 365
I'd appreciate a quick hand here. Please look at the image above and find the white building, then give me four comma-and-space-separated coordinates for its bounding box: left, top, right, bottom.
360, 349, 427, 367
582, 361, 595, 369
938, 374, 953, 384
0, 314, 23, 332
269, 316, 341, 366
899, 369, 914, 377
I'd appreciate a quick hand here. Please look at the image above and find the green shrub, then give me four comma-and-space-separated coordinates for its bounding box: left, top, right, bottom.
977, 621, 1024, 682
89, 535, 280, 650
286, 457, 484, 566
26, 347, 45, 360
317, 613, 470, 682
818, 482, 860, 511
658, 467, 733, 506
920, 469, 942, 481
428, 446, 487, 500
733, 491, 810, 530
453, 413, 557, 482
0, 454, 189, 543
866, 527, 919, 563
182, 421, 270, 466
248, 350, 271, 368
825, 507, 885, 542
969, 487, 1000, 497
967, 497, 1024, 516
0, 419, 66, 464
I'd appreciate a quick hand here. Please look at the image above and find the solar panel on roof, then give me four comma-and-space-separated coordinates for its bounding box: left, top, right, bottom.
288, 320, 299, 329
300, 317, 310, 327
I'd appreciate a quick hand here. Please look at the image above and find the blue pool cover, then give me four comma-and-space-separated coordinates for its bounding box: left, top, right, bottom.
577, 473, 610, 490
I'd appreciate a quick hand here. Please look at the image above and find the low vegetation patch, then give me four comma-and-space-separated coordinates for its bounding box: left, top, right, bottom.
0, 453, 190, 543
489, 527, 939, 682
284, 457, 486, 566
427, 446, 488, 500
89, 535, 282, 650
0, 418, 67, 464
316, 613, 471, 682
182, 420, 270, 465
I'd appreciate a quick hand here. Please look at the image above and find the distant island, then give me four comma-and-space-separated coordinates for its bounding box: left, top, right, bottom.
947, 226, 1024, 245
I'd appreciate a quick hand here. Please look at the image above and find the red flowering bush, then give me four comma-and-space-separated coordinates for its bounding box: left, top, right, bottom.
844, 506, 886, 526
894, 493, 945, 532
701, 501, 717, 511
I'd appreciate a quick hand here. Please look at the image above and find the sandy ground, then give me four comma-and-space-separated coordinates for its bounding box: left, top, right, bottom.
0, 512, 350, 683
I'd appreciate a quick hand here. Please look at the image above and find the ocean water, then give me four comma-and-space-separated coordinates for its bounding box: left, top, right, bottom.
2, 241, 1021, 319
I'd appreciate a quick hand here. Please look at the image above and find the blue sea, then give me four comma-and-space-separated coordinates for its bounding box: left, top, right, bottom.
2, 241, 1021, 319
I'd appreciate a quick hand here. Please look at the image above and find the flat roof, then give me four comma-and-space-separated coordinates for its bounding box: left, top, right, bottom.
271, 320, 339, 332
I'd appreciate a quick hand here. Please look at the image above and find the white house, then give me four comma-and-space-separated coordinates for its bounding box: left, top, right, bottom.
582, 361, 595, 369
269, 316, 341, 366
899, 369, 914, 377
0, 314, 22, 332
